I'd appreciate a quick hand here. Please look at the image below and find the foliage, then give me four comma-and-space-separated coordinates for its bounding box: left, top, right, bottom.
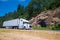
27, 0, 60, 19
32, 26, 51, 30
52, 24, 60, 30
0, 17, 5, 27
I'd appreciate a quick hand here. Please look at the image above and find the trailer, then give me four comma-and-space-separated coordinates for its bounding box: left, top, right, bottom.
3, 18, 32, 29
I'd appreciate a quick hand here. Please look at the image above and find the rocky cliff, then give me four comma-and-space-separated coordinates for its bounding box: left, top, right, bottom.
29, 7, 60, 27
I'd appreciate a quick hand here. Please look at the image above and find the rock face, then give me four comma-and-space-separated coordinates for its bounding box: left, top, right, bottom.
29, 7, 60, 27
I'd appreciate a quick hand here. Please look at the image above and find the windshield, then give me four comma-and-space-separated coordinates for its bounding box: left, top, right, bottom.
23, 22, 29, 24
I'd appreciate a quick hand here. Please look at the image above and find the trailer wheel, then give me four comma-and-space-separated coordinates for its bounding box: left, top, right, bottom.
12, 26, 18, 29
23, 26, 26, 29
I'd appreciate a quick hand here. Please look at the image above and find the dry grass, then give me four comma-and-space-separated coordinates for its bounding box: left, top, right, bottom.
0, 28, 60, 40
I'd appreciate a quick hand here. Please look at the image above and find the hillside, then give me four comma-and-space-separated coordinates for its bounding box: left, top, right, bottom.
29, 7, 60, 27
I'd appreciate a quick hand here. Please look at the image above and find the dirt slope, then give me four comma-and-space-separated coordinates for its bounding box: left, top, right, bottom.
0, 29, 60, 40
29, 7, 60, 27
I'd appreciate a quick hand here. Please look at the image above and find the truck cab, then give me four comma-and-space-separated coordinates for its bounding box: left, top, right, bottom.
23, 22, 32, 30
19, 18, 32, 29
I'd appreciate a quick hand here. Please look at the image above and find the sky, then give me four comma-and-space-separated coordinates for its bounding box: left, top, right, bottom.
0, 0, 31, 16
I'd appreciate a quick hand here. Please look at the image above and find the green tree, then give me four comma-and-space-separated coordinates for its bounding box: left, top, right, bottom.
0, 16, 5, 27
17, 4, 24, 16
17, 4, 29, 19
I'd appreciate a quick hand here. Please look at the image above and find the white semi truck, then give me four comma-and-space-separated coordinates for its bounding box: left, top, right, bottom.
3, 18, 32, 29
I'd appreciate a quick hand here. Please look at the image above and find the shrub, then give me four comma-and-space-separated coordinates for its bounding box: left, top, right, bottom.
52, 24, 60, 30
